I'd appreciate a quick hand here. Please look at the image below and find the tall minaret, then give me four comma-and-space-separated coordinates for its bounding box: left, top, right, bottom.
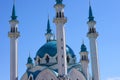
87, 3, 100, 80
45, 17, 54, 42
80, 42, 89, 80
8, 4, 20, 80
53, 0, 67, 78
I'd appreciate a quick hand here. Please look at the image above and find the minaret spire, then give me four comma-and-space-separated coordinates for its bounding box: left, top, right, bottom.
8, 1, 20, 80
11, 1, 17, 20
87, 1, 100, 80
88, 0, 94, 21
45, 16, 54, 42
47, 15, 52, 34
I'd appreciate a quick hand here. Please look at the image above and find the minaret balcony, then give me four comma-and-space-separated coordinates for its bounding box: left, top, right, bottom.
53, 17, 67, 24
54, 4, 65, 9
8, 32, 20, 38
87, 32, 98, 38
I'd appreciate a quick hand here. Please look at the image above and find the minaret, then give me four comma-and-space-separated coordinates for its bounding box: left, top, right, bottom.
45, 17, 54, 42
8, 4, 20, 80
53, 0, 68, 78
87, 3, 100, 80
80, 42, 89, 80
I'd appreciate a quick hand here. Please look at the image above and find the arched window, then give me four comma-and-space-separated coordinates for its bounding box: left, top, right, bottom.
59, 12, 61, 18
84, 55, 86, 60
37, 58, 40, 65
29, 76, 32, 80
45, 55, 50, 63
62, 12, 64, 17
82, 56, 84, 60
11, 27, 13, 32
62, 55, 64, 58
56, 12, 59, 18
56, 56, 58, 62
61, 46, 63, 49
11, 27, 15, 32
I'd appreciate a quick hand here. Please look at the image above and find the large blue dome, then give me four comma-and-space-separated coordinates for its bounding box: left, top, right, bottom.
35, 40, 75, 58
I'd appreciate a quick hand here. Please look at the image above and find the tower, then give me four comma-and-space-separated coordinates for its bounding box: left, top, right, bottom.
53, 0, 68, 78
8, 4, 20, 80
87, 4, 100, 80
80, 42, 89, 80
45, 17, 54, 42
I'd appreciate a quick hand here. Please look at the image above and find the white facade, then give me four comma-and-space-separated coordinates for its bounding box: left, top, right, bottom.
9, 1, 100, 80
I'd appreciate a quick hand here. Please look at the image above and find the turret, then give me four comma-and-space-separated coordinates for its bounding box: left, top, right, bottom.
26, 55, 33, 70
80, 42, 89, 80
8, 4, 20, 80
45, 17, 54, 42
87, 3, 100, 80
53, 0, 68, 79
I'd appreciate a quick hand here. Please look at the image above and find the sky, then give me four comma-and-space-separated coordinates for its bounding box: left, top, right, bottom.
0, 0, 120, 80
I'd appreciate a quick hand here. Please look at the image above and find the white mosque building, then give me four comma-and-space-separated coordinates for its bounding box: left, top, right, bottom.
8, 0, 100, 80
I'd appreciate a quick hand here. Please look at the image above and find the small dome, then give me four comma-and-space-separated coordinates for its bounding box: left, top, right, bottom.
56, 0, 63, 4
35, 40, 75, 59
27, 56, 33, 64
81, 43, 87, 52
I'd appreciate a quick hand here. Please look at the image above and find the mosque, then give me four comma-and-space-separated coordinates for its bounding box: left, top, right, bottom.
8, 0, 100, 80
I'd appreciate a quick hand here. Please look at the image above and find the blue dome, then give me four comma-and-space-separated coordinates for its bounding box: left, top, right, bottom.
35, 40, 75, 58
27, 56, 33, 64
81, 43, 87, 52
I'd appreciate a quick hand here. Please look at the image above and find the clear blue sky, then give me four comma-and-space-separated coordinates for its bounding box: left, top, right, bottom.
0, 0, 120, 80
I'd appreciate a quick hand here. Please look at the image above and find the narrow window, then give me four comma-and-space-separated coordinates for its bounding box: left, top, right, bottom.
61, 38, 63, 41
61, 46, 63, 49
56, 12, 59, 18
62, 55, 64, 58
30, 76, 32, 80
67, 56, 70, 63
56, 56, 58, 61
82, 56, 84, 60
62, 12, 64, 17
38, 58, 40, 65
11, 27, 13, 32
62, 64, 64, 67
45, 55, 50, 63
59, 12, 61, 18
13, 27, 15, 32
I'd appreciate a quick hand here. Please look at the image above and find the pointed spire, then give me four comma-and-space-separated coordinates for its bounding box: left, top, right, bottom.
46, 16, 52, 34
11, 2, 17, 20
56, 0, 63, 4
88, 0, 94, 21
27, 52, 33, 64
